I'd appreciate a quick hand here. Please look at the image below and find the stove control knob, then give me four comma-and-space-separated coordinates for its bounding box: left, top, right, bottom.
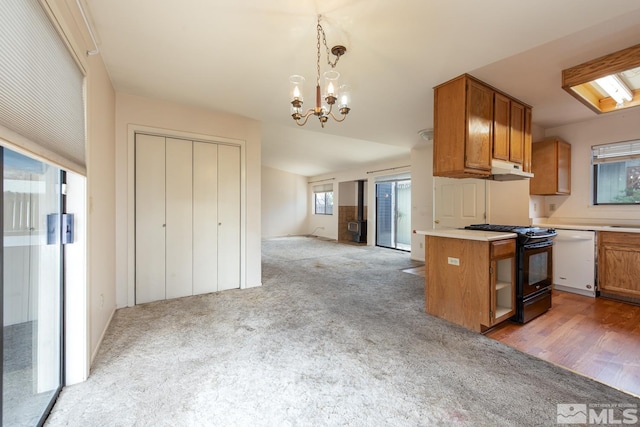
526, 230, 534, 236
547, 228, 556, 233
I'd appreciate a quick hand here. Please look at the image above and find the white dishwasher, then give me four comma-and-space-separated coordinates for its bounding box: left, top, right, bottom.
553, 229, 596, 297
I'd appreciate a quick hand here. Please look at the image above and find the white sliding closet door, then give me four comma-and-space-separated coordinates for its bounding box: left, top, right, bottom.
135, 135, 240, 304
135, 134, 166, 304
193, 142, 219, 294
218, 144, 241, 291
165, 138, 194, 299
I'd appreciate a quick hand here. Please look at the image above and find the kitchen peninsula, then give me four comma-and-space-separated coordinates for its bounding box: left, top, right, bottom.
416, 229, 517, 332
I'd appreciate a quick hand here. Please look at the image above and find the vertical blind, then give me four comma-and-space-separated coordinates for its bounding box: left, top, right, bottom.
0, 0, 86, 174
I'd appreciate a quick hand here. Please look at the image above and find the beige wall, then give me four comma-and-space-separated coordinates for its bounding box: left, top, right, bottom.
114, 93, 262, 308
410, 144, 434, 261
539, 108, 640, 226
86, 52, 117, 361
261, 166, 308, 238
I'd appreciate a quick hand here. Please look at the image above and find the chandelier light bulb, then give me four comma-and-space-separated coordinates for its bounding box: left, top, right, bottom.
327, 82, 335, 96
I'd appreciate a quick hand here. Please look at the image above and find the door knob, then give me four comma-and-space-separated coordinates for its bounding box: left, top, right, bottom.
434, 220, 440, 224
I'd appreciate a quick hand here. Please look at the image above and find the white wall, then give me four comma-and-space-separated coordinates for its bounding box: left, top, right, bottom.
262, 166, 308, 237
307, 156, 411, 241
115, 93, 262, 308
487, 180, 530, 225
86, 52, 117, 363
410, 144, 433, 261
539, 108, 640, 226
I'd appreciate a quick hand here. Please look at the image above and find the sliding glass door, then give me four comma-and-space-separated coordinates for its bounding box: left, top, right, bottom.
376, 179, 411, 251
3, 148, 63, 426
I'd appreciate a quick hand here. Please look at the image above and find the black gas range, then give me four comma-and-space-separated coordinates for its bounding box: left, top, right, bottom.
465, 224, 557, 323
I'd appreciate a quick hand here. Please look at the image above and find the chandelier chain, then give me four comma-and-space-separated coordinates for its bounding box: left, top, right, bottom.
316, 21, 322, 85
315, 17, 341, 86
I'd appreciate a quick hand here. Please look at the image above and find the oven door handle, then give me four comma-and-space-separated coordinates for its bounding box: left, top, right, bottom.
523, 240, 554, 250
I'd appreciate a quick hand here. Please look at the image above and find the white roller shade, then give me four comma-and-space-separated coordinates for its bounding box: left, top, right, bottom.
0, 0, 86, 174
592, 140, 640, 164
312, 183, 333, 193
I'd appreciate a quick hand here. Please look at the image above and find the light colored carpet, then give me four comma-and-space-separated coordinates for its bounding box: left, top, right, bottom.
46, 236, 640, 426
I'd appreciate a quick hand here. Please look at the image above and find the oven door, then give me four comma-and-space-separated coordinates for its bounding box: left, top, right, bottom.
521, 241, 553, 299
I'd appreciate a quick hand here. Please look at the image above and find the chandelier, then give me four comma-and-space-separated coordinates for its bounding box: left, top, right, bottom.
289, 16, 351, 128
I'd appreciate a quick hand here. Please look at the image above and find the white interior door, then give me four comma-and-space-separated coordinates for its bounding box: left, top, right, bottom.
135, 134, 166, 304
165, 138, 194, 299
193, 141, 219, 294
217, 144, 241, 291
433, 177, 486, 229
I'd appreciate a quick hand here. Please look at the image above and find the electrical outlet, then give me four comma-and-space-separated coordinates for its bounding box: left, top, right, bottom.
534, 203, 537, 212
420, 242, 423, 249
100, 293, 104, 308
549, 203, 556, 212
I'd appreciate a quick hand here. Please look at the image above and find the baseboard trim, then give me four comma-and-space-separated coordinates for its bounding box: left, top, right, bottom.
90, 307, 116, 367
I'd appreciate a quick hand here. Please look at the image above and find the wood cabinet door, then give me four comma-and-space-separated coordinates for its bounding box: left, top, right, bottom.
523, 107, 532, 173
493, 93, 510, 161
509, 101, 525, 164
598, 232, 640, 298
530, 139, 557, 195
600, 244, 640, 297
465, 80, 493, 172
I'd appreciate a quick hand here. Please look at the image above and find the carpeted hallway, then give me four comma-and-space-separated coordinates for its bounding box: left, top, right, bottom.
46, 236, 640, 425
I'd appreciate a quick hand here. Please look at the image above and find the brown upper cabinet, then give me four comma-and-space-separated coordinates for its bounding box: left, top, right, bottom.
529, 138, 571, 195
433, 74, 533, 178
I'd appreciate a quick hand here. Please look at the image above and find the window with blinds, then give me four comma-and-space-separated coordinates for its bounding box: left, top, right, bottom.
0, 0, 86, 175
593, 139, 640, 205
312, 183, 334, 215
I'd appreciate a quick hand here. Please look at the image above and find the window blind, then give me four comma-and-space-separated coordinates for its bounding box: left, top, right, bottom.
0, 0, 86, 174
592, 140, 640, 164
312, 183, 333, 193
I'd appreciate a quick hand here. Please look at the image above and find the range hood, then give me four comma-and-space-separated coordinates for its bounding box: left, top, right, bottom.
490, 159, 534, 181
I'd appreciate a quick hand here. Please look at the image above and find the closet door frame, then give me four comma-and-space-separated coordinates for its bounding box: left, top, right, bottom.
127, 125, 246, 307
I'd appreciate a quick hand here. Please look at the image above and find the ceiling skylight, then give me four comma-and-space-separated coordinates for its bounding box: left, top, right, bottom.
562, 44, 640, 114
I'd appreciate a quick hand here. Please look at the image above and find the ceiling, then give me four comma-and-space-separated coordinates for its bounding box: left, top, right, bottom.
83, 0, 640, 177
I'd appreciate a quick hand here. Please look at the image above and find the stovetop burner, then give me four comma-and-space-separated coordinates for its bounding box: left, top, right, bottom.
465, 224, 557, 241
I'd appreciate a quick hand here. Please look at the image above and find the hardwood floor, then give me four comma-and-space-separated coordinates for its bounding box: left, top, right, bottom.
403, 265, 640, 397
486, 290, 640, 397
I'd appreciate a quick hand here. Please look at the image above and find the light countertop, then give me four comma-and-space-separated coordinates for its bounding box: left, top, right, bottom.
534, 223, 640, 233
414, 229, 517, 242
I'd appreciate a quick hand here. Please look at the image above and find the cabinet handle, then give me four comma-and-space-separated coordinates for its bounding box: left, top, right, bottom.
162, 224, 166, 227
218, 222, 222, 226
